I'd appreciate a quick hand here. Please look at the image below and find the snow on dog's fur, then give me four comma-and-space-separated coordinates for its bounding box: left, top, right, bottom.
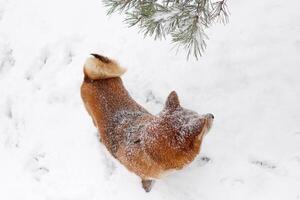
81, 54, 214, 192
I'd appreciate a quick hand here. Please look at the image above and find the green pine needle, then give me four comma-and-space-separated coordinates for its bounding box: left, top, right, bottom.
103, 0, 229, 60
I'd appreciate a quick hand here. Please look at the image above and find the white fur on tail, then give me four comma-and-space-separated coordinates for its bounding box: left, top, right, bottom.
84, 54, 127, 80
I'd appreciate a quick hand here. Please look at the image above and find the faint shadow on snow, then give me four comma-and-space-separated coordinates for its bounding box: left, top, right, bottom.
0, 8, 3, 21
220, 177, 245, 186
101, 152, 117, 179
292, 156, 300, 164
96, 133, 117, 180
0, 1, 4, 21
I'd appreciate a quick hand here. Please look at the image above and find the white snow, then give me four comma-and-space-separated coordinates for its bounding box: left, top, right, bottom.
0, 0, 300, 199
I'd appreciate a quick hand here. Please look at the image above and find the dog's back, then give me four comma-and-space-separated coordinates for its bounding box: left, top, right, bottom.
81, 55, 150, 157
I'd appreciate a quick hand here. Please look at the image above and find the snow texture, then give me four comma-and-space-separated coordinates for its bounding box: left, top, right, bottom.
0, 0, 300, 199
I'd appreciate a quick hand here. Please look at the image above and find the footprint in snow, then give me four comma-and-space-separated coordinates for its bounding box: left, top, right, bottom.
4, 97, 13, 119
145, 90, 163, 105
251, 160, 276, 170
196, 155, 211, 167
26, 153, 50, 181
63, 48, 75, 65
0, 44, 15, 75
2, 97, 23, 148
25, 48, 49, 81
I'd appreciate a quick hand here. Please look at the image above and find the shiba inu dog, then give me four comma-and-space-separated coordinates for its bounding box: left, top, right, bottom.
81, 54, 214, 192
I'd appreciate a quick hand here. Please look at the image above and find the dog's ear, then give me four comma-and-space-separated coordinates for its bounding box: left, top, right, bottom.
164, 91, 180, 111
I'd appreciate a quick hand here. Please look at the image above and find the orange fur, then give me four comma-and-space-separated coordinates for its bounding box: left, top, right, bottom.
81, 54, 214, 192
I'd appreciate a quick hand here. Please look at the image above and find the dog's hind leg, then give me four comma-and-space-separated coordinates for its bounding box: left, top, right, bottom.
141, 179, 155, 192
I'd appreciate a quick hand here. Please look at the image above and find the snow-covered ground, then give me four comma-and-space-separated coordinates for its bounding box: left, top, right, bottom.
0, 0, 300, 199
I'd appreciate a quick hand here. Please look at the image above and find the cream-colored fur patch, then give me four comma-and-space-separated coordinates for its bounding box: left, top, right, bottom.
84, 56, 127, 80
158, 169, 177, 179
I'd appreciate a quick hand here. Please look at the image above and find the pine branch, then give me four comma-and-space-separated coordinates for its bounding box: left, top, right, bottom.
103, 0, 229, 60
211, 0, 230, 24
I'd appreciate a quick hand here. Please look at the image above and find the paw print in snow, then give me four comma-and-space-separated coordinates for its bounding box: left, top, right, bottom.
145, 90, 162, 105
196, 155, 211, 167
251, 160, 276, 170
26, 153, 50, 181
25, 48, 49, 81
63, 48, 75, 65
0, 44, 15, 74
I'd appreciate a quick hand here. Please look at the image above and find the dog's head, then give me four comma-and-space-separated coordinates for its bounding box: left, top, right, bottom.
145, 91, 214, 171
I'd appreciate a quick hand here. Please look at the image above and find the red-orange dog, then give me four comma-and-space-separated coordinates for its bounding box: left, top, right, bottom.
81, 54, 214, 192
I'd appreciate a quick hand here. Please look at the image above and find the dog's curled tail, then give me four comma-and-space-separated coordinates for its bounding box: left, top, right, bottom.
84, 54, 127, 80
